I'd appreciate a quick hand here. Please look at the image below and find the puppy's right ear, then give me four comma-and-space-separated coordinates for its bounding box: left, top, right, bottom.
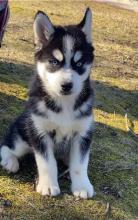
33, 11, 54, 51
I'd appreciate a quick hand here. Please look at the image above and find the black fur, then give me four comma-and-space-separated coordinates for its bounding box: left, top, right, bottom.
48, 130, 56, 140
1, 112, 30, 150
74, 78, 93, 111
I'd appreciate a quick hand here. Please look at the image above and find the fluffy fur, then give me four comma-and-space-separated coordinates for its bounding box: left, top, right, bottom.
0, 8, 95, 199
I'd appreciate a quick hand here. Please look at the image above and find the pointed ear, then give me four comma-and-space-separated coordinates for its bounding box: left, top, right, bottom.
78, 8, 92, 43
33, 11, 54, 51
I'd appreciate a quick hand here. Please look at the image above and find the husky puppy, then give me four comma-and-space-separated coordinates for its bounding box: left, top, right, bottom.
0, 8, 95, 199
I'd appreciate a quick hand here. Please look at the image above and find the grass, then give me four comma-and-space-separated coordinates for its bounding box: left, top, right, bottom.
0, 1, 138, 219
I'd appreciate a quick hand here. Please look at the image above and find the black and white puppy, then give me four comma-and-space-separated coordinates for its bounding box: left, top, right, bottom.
0, 8, 95, 199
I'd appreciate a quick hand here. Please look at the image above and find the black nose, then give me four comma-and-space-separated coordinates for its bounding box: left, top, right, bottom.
61, 82, 73, 93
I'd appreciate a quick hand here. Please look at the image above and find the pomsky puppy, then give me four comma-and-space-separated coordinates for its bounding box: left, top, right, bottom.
0, 8, 95, 199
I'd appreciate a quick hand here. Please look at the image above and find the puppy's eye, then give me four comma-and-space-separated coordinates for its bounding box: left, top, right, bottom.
49, 59, 59, 66
76, 61, 82, 67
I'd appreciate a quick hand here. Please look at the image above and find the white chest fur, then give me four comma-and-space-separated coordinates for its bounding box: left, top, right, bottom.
31, 99, 93, 143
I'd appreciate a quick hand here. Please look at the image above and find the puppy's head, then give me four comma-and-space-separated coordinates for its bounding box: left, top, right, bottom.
34, 8, 94, 97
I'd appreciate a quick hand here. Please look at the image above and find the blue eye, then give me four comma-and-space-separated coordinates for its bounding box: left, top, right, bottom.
76, 61, 82, 67
49, 59, 59, 66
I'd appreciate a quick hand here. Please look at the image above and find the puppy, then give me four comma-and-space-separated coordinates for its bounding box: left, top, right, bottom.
0, 8, 95, 199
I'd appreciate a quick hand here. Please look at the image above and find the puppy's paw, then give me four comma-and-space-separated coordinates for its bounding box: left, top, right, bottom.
1, 156, 19, 173
36, 180, 60, 196
71, 178, 94, 199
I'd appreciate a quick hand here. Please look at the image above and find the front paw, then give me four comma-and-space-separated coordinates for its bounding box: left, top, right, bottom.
71, 178, 94, 199
36, 179, 60, 196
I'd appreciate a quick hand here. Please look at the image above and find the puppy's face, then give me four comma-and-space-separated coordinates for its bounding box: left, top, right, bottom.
34, 9, 94, 97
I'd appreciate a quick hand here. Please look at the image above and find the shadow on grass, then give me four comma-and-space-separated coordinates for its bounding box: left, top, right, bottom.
0, 60, 34, 88
94, 80, 138, 118
0, 91, 25, 139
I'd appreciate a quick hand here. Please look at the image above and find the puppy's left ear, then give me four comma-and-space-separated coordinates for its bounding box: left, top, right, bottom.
78, 8, 92, 43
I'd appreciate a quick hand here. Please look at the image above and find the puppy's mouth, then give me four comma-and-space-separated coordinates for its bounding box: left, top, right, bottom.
60, 90, 72, 96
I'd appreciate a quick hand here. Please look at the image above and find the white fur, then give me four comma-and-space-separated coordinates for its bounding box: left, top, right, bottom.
70, 147, 94, 199
32, 99, 93, 141
69, 117, 94, 199
37, 100, 47, 114
14, 136, 31, 157
0, 137, 31, 173
63, 35, 74, 68
74, 51, 82, 62
0, 146, 19, 173
52, 49, 63, 62
34, 138, 60, 196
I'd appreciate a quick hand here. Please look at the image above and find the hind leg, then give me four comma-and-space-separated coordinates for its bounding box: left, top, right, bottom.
0, 137, 31, 173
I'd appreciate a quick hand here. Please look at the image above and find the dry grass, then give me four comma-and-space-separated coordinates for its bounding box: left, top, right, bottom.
0, 1, 138, 219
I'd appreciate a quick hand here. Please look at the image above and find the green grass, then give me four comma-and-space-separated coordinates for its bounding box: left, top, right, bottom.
0, 1, 138, 219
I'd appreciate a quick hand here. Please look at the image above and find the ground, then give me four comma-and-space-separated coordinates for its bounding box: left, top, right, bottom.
0, 1, 138, 219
